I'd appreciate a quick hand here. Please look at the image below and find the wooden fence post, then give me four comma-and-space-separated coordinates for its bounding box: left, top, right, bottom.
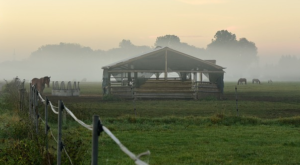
29, 83, 32, 117
92, 115, 101, 165
45, 97, 49, 155
57, 100, 63, 165
235, 86, 239, 116
19, 88, 22, 111
35, 88, 39, 134
63, 109, 67, 125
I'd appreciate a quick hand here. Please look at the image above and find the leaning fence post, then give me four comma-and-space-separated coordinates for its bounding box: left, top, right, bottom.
92, 115, 102, 165
57, 100, 63, 165
235, 86, 239, 116
45, 97, 49, 156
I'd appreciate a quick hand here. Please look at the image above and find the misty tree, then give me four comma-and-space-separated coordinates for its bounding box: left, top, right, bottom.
206, 30, 258, 77
154, 35, 181, 47
119, 39, 134, 48
154, 35, 205, 57
207, 30, 257, 61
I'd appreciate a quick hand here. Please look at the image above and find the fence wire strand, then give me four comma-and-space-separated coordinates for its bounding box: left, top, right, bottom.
63, 147, 73, 165
102, 126, 150, 165
32, 86, 150, 165
38, 93, 59, 114
64, 106, 92, 130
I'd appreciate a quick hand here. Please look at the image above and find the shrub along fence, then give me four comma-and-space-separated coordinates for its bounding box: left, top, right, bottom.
17, 82, 150, 165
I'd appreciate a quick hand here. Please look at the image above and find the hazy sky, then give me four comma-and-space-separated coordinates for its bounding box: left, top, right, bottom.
1, 0, 300, 64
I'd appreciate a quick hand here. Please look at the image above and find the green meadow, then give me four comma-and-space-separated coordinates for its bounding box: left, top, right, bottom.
1, 81, 300, 164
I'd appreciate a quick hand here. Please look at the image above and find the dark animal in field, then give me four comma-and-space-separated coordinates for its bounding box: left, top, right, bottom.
268, 80, 273, 83
237, 78, 247, 85
31, 76, 51, 95
252, 79, 261, 84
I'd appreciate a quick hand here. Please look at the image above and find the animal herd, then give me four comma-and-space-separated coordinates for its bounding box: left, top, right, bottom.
237, 78, 273, 85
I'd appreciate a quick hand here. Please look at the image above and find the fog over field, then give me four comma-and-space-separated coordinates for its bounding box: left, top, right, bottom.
0, 33, 299, 82
1, 1, 300, 82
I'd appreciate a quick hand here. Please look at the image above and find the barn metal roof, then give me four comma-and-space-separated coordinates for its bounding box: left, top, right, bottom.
102, 47, 225, 71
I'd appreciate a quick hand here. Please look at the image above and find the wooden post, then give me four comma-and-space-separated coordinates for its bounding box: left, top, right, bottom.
45, 97, 49, 156
156, 72, 159, 80
164, 50, 168, 81
107, 73, 111, 94
128, 72, 131, 86
134, 72, 138, 87
63, 110, 67, 125
35, 89, 39, 134
57, 100, 63, 165
199, 72, 202, 83
194, 72, 198, 100
19, 89, 22, 111
29, 83, 32, 117
235, 86, 239, 116
92, 115, 100, 165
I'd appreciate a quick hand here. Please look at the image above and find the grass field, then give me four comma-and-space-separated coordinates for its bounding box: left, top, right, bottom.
1, 81, 300, 164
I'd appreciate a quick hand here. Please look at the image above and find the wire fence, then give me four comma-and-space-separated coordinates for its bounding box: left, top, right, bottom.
18, 83, 150, 165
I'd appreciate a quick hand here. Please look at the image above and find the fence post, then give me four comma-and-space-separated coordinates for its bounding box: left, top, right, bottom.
19, 88, 22, 111
92, 115, 102, 165
29, 83, 32, 117
235, 86, 239, 116
63, 109, 67, 125
57, 100, 63, 165
35, 89, 39, 134
45, 97, 49, 156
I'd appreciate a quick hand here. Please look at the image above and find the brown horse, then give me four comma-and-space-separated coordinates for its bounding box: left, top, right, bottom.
252, 79, 261, 84
237, 78, 247, 85
31, 76, 51, 94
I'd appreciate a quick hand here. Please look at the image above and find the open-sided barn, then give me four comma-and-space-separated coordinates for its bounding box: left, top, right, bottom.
102, 47, 225, 99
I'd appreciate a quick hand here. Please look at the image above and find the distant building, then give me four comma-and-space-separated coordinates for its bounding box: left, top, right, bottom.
102, 47, 225, 99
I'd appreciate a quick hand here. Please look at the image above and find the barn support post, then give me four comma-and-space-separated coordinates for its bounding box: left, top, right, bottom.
134, 72, 138, 87
128, 72, 131, 86
200, 72, 203, 83
92, 115, 102, 165
155, 73, 159, 80
57, 100, 64, 165
194, 72, 198, 100
164, 50, 168, 81
108, 73, 111, 94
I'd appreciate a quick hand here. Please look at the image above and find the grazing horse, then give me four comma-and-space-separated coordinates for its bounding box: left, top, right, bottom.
268, 80, 273, 83
31, 76, 51, 95
252, 79, 261, 84
237, 78, 247, 85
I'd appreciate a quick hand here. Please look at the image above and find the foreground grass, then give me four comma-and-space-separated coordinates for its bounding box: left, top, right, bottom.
1, 81, 300, 164
31, 116, 300, 165
2, 111, 300, 165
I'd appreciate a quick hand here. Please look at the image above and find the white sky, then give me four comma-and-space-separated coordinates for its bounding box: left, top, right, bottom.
1, 0, 300, 64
